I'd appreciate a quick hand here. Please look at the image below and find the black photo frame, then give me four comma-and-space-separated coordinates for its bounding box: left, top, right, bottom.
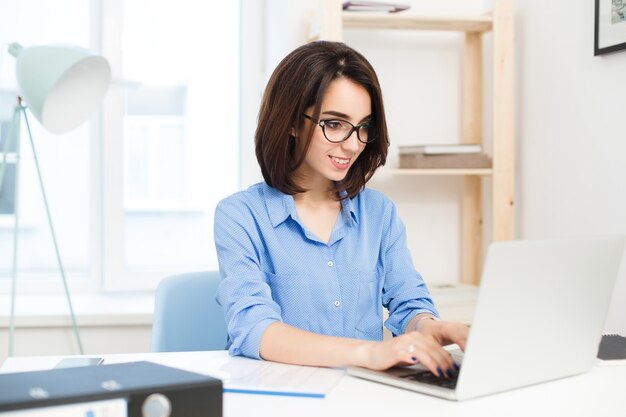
595, 0, 626, 55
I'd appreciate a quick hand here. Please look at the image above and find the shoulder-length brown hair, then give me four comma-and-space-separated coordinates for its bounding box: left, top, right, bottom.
255, 41, 389, 199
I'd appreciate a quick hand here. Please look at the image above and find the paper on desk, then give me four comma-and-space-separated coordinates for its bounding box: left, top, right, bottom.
217, 356, 344, 398
143, 352, 344, 398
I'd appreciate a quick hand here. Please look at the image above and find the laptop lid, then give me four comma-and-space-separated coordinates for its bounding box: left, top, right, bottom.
347, 236, 625, 401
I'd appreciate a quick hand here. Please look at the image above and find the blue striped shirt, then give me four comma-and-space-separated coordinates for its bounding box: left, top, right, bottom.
214, 182, 438, 359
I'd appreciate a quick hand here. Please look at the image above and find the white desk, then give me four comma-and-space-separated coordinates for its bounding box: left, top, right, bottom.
2, 351, 625, 417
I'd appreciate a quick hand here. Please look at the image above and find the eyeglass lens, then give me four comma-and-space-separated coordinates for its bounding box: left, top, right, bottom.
320, 119, 372, 143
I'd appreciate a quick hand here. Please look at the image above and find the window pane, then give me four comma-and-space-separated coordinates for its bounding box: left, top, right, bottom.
120, 1, 239, 271
0, 1, 91, 281
0, 165, 16, 215
0, 118, 17, 216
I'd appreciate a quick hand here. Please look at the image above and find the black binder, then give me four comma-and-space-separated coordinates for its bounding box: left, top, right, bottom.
0, 361, 222, 417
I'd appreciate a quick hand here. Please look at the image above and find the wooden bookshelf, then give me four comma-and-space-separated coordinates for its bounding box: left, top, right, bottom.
317, 0, 516, 285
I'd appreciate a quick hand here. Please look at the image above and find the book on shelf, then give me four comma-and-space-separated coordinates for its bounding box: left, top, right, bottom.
597, 334, 626, 366
399, 152, 491, 169
398, 143, 483, 155
342, 1, 410, 13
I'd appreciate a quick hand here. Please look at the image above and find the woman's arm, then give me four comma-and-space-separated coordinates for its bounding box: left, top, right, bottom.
260, 321, 457, 375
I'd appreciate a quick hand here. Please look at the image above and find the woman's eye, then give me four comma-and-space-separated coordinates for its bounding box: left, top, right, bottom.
324, 120, 343, 130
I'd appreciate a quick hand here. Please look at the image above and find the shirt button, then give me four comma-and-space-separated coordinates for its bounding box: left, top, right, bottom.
334, 300, 341, 307
327, 261, 334, 267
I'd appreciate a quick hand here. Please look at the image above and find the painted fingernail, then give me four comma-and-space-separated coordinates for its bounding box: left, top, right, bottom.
437, 367, 444, 378
411, 356, 417, 362
446, 369, 454, 378
453, 362, 460, 371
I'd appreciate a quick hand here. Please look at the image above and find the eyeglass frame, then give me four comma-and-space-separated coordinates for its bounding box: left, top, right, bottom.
302, 114, 375, 144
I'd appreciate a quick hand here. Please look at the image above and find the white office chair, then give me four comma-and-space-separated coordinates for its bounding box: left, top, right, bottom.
151, 271, 228, 352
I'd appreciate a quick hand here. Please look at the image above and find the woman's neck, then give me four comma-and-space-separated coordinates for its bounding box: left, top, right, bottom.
293, 172, 337, 203
293, 188, 337, 206
293, 186, 341, 244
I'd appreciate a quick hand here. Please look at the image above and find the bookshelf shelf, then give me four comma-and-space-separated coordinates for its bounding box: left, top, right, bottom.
343, 13, 493, 33
385, 168, 493, 176
318, 0, 515, 285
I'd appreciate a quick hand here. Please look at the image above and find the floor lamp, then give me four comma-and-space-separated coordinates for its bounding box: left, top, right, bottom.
0, 42, 111, 356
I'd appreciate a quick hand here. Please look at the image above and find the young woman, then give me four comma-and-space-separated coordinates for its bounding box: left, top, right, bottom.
214, 41, 468, 378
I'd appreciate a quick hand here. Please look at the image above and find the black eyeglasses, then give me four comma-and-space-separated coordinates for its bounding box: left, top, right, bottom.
303, 114, 375, 144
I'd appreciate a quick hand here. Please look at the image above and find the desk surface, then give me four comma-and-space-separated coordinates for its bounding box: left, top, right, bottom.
2, 351, 625, 417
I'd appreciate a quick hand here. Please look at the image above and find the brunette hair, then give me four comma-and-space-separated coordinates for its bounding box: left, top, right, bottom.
255, 41, 389, 198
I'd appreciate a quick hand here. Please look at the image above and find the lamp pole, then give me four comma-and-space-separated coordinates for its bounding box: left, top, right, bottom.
4, 97, 84, 356
7, 99, 22, 357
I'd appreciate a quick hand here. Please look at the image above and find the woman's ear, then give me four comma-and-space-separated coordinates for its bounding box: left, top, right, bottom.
290, 127, 297, 137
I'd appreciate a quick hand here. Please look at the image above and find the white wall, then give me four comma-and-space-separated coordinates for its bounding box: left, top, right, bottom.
515, 1, 626, 333
260, 0, 626, 333
0, 293, 155, 362
0, 323, 151, 360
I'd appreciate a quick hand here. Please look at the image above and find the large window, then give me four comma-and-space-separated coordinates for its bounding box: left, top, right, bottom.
0, 0, 240, 292
0, 0, 92, 292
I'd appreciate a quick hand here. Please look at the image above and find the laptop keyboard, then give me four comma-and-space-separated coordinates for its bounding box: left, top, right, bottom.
399, 369, 459, 390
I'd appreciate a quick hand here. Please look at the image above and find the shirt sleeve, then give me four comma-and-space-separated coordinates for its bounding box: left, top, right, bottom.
214, 196, 282, 359
381, 200, 439, 336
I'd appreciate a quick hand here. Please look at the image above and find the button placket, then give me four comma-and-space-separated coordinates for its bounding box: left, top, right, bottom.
324, 247, 342, 317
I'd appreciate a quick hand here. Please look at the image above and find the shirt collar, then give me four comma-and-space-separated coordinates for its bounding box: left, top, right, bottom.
263, 183, 359, 228
340, 190, 359, 226
263, 183, 296, 227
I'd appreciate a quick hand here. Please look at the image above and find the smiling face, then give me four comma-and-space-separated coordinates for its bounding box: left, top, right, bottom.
296, 77, 372, 191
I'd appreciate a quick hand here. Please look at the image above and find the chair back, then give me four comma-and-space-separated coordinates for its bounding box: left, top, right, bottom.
151, 271, 227, 352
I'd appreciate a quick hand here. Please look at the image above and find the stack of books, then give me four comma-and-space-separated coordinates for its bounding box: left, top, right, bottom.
342, 1, 410, 13
398, 143, 492, 169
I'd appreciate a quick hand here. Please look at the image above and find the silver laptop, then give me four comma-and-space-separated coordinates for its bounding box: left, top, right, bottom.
347, 236, 625, 400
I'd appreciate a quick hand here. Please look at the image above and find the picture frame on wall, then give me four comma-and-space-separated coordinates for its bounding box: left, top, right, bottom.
595, 0, 626, 55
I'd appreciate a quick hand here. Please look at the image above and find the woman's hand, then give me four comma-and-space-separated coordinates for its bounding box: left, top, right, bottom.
416, 319, 469, 351
356, 332, 459, 378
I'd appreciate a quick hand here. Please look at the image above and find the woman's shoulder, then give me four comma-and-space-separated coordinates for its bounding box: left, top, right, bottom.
215, 182, 271, 216
354, 187, 395, 208
349, 187, 397, 219
219, 182, 265, 204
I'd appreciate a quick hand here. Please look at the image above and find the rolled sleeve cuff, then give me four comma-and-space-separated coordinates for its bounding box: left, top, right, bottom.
229, 317, 280, 360
385, 308, 440, 336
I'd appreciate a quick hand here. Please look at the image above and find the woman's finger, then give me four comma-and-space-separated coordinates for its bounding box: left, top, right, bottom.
409, 334, 456, 377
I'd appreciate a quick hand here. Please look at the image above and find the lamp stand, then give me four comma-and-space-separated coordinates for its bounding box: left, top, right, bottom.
0, 97, 84, 356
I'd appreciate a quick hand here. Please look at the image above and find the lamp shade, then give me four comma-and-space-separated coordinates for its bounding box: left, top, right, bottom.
8, 42, 111, 134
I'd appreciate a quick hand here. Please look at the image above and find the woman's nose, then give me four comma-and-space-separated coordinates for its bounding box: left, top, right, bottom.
341, 130, 361, 152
